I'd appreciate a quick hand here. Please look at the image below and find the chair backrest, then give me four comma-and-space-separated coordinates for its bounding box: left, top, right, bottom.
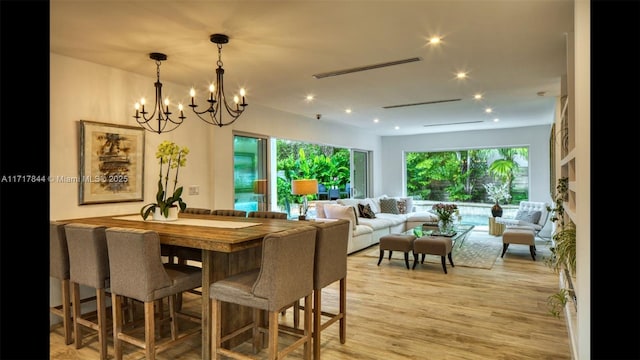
105, 227, 172, 302
247, 211, 288, 219
318, 183, 327, 193
252, 226, 317, 311
50, 221, 70, 280
309, 219, 350, 289
329, 188, 340, 200
64, 223, 109, 289
211, 209, 247, 217
182, 207, 212, 215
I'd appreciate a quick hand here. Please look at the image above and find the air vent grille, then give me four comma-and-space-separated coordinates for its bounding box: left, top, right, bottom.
383, 98, 461, 109
312, 57, 422, 79
423, 120, 483, 127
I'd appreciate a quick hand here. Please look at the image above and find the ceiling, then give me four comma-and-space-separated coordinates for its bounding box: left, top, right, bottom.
50, 0, 574, 137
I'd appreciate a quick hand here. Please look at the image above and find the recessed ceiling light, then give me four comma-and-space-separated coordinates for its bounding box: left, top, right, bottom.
394, 126, 400, 130
456, 72, 467, 79
373, 118, 379, 123
345, 108, 352, 114
493, 118, 500, 122
485, 108, 493, 113
428, 36, 442, 45
473, 93, 483, 100
305, 94, 314, 102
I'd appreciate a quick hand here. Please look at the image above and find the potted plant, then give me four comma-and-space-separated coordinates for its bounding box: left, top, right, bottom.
483, 182, 511, 217
141, 140, 189, 220
544, 177, 576, 317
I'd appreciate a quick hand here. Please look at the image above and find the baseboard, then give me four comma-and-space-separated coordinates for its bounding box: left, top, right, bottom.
560, 270, 578, 360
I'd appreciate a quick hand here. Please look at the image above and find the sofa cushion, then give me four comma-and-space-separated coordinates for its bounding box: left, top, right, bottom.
514, 210, 542, 225
396, 199, 407, 214
358, 203, 376, 218
325, 204, 359, 230
357, 217, 396, 230
379, 198, 399, 214
405, 212, 439, 223
315, 200, 337, 218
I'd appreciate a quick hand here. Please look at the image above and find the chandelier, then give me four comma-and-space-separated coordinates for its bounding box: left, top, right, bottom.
134, 53, 185, 134
189, 34, 248, 127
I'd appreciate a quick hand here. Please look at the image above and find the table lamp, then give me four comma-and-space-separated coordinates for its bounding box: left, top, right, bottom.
253, 179, 267, 211
291, 179, 318, 220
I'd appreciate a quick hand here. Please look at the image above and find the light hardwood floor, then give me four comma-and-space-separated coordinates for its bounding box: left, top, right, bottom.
50, 231, 571, 359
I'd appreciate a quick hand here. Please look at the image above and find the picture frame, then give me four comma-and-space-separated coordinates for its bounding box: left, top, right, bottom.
79, 120, 145, 204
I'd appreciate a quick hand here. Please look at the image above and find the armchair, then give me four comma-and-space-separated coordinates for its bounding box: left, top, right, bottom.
495, 201, 550, 240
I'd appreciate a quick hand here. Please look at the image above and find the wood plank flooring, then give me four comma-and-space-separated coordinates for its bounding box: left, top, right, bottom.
50, 231, 571, 359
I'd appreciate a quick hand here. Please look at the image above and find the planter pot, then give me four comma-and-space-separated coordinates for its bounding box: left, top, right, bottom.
152, 206, 179, 221
491, 203, 503, 217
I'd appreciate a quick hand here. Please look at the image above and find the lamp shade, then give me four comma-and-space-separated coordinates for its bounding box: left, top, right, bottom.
291, 179, 318, 195
253, 179, 267, 194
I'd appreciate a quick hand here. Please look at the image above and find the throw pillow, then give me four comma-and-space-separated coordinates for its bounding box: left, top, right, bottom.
358, 203, 376, 218
379, 198, 399, 214
514, 210, 542, 224
396, 199, 407, 214
324, 204, 358, 230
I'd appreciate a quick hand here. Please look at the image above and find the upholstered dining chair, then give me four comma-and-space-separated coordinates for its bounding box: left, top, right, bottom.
50, 221, 73, 345
210, 209, 247, 217
247, 210, 288, 219
64, 223, 110, 360
209, 226, 317, 360
105, 227, 202, 360
290, 219, 350, 360
181, 207, 212, 215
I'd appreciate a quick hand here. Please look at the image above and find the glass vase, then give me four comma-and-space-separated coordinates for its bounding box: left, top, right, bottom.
438, 219, 453, 234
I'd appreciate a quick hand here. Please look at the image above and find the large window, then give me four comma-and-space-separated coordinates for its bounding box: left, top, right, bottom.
406, 147, 529, 204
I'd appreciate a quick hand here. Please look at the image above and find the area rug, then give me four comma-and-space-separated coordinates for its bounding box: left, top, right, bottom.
363, 231, 503, 269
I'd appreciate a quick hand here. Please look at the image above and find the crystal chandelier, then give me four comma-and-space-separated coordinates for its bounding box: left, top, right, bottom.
189, 34, 248, 127
133, 53, 185, 134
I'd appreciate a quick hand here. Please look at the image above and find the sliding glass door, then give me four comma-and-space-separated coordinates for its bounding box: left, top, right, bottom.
351, 149, 370, 199
233, 133, 268, 212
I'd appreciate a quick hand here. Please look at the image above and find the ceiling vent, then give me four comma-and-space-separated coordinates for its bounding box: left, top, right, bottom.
312, 57, 422, 79
423, 120, 484, 127
383, 98, 461, 109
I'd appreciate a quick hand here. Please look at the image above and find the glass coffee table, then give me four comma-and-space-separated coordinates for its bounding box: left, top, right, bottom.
408, 224, 475, 251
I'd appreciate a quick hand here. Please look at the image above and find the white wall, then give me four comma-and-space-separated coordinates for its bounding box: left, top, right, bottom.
379, 125, 554, 204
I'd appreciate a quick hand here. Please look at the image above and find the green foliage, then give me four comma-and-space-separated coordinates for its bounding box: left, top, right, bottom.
275, 140, 350, 208
141, 141, 189, 219
547, 288, 570, 318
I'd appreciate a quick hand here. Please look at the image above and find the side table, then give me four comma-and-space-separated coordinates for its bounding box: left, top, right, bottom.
488, 217, 505, 236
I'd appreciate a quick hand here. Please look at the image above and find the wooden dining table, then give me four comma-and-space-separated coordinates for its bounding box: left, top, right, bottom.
58, 212, 311, 360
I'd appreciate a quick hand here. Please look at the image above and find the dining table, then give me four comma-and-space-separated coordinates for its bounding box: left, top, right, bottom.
57, 212, 311, 360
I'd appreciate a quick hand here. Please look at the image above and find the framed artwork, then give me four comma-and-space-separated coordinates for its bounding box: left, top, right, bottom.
79, 120, 145, 204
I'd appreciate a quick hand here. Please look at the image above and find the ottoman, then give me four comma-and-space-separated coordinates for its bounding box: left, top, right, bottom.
412, 236, 454, 273
378, 234, 416, 269
501, 226, 536, 260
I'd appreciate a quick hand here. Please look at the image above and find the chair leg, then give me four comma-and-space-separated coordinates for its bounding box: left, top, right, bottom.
211, 298, 222, 359
377, 249, 384, 265
529, 245, 536, 261
403, 252, 410, 269
440, 256, 448, 274
96, 288, 108, 360
268, 311, 279, 360
412, 252, 419, 269
501, 243, 509, 257
71, 282, 82, 349
112, 293, 123, 360
448, 252, 455, 268
339, 278, 346, 344
313, 289, 321, 360
303, 294, 312, 360
61, 279, 73, 345
144, 301, 156, 360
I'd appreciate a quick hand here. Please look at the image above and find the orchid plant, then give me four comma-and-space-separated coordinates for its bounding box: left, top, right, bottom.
483, 182, 512, 204
141, 140, 189, 219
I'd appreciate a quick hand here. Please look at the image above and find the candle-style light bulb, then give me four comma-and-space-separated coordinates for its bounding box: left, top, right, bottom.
190, 88, 196, 106
164, 98, 170, 113
134, 102, 140, 117
140, 98, 146, 112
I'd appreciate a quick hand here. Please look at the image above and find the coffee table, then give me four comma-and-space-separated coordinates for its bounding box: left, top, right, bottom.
408, 224, 475, 251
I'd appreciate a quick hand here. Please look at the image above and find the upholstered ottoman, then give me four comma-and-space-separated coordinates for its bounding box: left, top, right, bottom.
501, 226, 536, 260
412, 236, 454, 273
378, 234, 416, 269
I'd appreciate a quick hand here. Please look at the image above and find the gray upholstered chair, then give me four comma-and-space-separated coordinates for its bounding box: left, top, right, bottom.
64, 223, 110, 360
247, 210, 288, 219
293, 219, 350, 360
50, 221, 73, 345
210, 209, 247, 217
209, 226, 317, 359
181, 207, 212, 215
105, 227, 202, 360
495, 201, 550, 239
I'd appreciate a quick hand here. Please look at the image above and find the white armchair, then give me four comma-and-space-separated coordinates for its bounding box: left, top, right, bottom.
495, 201, 549, 238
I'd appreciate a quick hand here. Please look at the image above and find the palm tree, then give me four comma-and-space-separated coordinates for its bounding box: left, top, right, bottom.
488, 147, 528, 202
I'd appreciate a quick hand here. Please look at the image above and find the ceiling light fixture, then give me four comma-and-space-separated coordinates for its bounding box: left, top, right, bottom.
134, 53, 185, 134
485, 108, 493, 113
189, 34, 247, 127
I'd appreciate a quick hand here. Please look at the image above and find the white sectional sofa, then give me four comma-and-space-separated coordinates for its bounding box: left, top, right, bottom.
313, 196, 439, 254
